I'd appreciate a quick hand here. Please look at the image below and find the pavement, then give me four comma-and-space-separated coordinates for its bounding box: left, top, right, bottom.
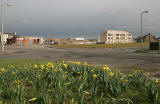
0, 45, 160, 74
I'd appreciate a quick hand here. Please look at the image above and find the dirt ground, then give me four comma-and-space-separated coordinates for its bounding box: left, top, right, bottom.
0, 45, 160, 76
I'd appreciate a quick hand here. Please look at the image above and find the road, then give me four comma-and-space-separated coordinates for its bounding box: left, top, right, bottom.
0, 45, 160, 73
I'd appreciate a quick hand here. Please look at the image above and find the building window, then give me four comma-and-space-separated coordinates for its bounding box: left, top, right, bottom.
116, 34, 119, 36
108, 37, 113, 39
116, 37, 119, 39
121, 34, 124, 36
108, 34, 112, 36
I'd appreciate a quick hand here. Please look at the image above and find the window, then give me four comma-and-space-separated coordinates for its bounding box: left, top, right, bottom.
120, 34, 124, 36
108, 37, 112, 39
116, 37, 119, 39
108, 34, 112, 36
116, 34, 119, 36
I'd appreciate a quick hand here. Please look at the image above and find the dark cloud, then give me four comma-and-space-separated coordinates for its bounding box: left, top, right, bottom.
3, 0, 160, 38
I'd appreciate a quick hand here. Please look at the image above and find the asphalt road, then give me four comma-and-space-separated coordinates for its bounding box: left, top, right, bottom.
0, 45, 160, 73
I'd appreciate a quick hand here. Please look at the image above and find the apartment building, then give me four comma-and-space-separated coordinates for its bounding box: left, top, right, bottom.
0, 33, 8, 44
99, 30, 133, 44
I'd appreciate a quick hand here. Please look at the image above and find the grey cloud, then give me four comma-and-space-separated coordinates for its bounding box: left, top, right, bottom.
3, 0, 160, 38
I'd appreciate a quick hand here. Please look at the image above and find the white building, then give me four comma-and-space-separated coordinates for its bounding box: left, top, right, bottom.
99, 30, 133, 44
71, 37, 85, 41
0, 33, 8, 44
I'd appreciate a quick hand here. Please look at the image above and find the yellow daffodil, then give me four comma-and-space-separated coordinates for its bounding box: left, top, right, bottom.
48, 89, 52, 92
83, 91, 90, 95
0, 68, 6, 72
110, 72, 114, 77
155, 79, 159, 83
28, 98, 37, 101
92, 74, 98, 78
83, 62, 88, 66
103, 65, 110, 71
76, 62, 81, 65
124, 80, 129, 82
63, 64, 67, 68
12, 72, 16, 75
40, 65, 44, 70
34, 64, 38, 69
71, 98, 74, 104
128, 74, 133, 77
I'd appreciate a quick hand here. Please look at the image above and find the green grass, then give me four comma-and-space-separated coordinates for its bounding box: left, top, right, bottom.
134, 48, 150, 53
49, 43, 149, 49
0, 59, 47, 68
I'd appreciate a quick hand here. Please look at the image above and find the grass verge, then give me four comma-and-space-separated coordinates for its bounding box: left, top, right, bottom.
49, 43, 149, 49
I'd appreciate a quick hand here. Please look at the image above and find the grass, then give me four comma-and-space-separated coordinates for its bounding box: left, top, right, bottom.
135, 48, 160, 54
49, 42, 149, 49
0, 59, 159, 104
0, 59, 48, 67
134, 48, 150, 53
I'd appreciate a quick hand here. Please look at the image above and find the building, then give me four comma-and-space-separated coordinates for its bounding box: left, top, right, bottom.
156, 37, 160, 42
7, 36, 44, 45
99, 30, 133, 44
44, 38, 68, 45
7, 32, 17, 39
71, 37, 85, 41
0, 33, 8, 44
135, 33, 156, 43
0, 32, 17, 44
143, 33, 156, 42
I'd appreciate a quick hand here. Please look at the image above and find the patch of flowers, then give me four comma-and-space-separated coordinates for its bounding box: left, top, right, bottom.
0, 61, 159, 104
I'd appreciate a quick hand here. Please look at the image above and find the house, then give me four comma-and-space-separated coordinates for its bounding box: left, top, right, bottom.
143, 33, 156, 42
156, 37, 160, 42
99, 30, 133, 44
135, 33, 156, 43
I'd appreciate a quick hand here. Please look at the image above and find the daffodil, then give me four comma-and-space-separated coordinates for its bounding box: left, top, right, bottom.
110, 72, 114, 77
128, 74, 133, 77
12, 72, 16, 75
34, 64, 38, 69
83, 91, 90, 95
124, 80, 129, 82
40, 65, 44, 70
0, 68, 6, 72
48, 89, 52, 92
103, 65, 110, 71
83, 62, 88, 66
93, 74, 98, 78
63, 64, 67, 68
28, 98, 37, 101
76, 62, 81, 65
71, 98, 74, 104
155, 79, 159, 83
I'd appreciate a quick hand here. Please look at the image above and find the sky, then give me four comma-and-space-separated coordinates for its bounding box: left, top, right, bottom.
2, 0, 160, 39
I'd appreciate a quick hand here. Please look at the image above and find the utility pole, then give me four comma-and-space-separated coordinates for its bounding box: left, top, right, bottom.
140, 11, 149, 48
1, 4, 4, 53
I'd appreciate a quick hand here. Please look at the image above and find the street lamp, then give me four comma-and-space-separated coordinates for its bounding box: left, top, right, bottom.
1, 2, 12, 53
141, 11, 149, 48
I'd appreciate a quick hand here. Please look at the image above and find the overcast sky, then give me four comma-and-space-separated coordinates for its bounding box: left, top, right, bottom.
2, 0, 160, 38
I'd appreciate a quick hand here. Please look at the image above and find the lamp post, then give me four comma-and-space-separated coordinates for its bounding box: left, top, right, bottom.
1, 2, 11, 53
141, 11, 148, 48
